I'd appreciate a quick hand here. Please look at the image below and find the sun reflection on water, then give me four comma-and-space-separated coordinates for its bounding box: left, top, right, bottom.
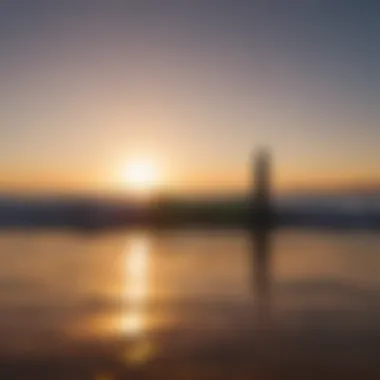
120, 233, 154, 365
122, 235, 150, 336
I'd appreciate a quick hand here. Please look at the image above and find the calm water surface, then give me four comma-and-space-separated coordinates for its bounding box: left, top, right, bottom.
0, 229, 379, 378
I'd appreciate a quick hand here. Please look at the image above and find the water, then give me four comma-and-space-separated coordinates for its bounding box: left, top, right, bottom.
0, 229, 380, 378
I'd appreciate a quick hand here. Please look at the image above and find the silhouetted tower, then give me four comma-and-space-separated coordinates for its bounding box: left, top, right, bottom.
250, 149, 272, 229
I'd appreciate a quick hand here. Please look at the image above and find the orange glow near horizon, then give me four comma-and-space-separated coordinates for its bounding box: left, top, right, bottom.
1, 157, 380, 196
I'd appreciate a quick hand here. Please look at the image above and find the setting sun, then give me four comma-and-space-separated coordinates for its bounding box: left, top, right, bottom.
124, 158, 159, 193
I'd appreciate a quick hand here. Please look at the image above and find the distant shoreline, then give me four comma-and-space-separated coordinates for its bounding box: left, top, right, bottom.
0, 196, 379, 231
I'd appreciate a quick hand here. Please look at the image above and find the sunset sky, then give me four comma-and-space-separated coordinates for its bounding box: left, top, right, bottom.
1, 1, 380, 195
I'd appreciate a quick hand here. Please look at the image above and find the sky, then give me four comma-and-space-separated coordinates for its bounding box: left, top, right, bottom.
1, 0, 380, 195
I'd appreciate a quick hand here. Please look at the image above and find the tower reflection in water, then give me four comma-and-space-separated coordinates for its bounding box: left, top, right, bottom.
249, 227, 275, 363
120, 233, 154, 365
251, 229, 272, 329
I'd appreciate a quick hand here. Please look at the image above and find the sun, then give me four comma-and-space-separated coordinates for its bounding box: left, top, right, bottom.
124, 158, 159, 193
